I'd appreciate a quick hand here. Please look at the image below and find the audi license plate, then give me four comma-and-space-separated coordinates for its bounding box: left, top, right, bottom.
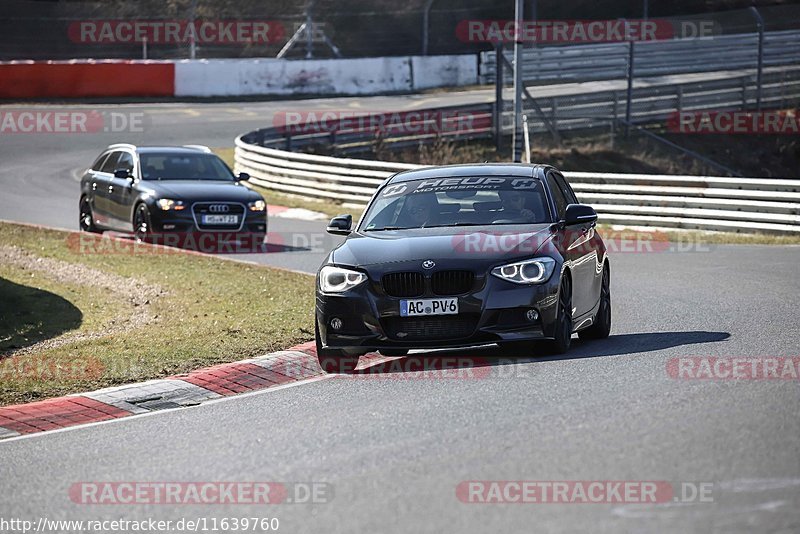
400, 298, 458, 317
202, 214, 239, 225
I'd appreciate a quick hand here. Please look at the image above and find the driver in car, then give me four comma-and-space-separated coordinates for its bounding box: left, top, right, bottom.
402, 193, 439, 227
497, 189, 535, 220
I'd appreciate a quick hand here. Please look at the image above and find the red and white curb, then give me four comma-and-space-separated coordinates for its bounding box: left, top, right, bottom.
0, 342, 396, 440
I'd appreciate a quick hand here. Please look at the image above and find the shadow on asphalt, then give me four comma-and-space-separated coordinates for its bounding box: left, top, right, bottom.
353, 331, 731, 376
546, 331, 732, 361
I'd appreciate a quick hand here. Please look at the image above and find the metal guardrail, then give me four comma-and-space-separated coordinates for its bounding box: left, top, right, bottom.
480, 30, 800, 85
236, 67, 800, 157
234, 31, 800, 236
240, 103, 495, 157
507, 67, 800, 135
235, 135, 800, 234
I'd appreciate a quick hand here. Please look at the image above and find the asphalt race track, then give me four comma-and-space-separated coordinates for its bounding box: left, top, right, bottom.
0, 92, 494, 272
1, 96, 799, 533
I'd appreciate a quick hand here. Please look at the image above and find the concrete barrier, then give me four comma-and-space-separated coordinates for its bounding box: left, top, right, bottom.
174, 57, 414, 97
410, 55, 479, 91
0, 60, 174, 99
0, 55, 479, 99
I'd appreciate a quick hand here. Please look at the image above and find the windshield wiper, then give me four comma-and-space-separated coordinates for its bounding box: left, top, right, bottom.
365, 226, 415, 232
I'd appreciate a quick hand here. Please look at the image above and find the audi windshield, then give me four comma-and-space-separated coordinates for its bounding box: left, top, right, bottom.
139, 153, 236, 181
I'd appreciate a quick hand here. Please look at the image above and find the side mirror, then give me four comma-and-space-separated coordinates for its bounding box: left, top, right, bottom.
237, 172, 250, 182
564, 204, 598, 226
327, 214, 353, 236
114, 168, 132, 180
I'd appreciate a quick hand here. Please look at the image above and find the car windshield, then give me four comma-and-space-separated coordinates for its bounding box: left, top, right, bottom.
360, 176, 551, 231
139, 153, 235, 181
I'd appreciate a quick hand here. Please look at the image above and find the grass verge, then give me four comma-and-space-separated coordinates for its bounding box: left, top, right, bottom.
0, 222, 315, 407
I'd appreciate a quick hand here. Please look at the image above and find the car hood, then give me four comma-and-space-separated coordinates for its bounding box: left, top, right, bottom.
141, 180, 261, 202
331, 224, 554, 268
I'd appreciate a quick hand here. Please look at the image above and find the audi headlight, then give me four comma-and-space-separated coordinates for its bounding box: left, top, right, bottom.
248, 200, 266, 212
319, 266, 367, 293
156, 199, 185, 211
491, 257, 556, 284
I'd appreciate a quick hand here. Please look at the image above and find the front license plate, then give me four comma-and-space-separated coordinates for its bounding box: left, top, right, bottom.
202, 214, 239, 225
400, 298, 458, 317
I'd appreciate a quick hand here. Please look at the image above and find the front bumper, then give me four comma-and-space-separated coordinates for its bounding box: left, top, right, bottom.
147, 206, 267, 252
149, 208, 267, 235
316, 269, 561, 352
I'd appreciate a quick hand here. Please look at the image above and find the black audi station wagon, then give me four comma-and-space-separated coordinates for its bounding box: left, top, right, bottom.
315, 164, 611, 372
79, 144, 267, 248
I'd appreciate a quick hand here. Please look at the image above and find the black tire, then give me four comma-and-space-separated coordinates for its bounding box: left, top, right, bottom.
579, 265, 612, 341
378, 349, 409, 357
315, 318, 359, 373
548, 274, 573, 354
133, 203, 152, 242
79, 196, 101, 233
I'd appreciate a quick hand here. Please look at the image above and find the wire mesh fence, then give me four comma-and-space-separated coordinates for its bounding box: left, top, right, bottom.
497, 4, 800, 164
2, 0, 799, 61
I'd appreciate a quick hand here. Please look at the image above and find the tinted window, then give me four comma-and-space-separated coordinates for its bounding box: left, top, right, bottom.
546, 173, 568, 220
139, 153, 234, 181
553, 173, 578, 205
91, 153, 109, 171
99, 152, 121, 174
361, 176, 551, 231
116, 152, 134, 173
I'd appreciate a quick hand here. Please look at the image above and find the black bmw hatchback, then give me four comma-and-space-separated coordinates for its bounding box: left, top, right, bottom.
79, 144, 267, 248
315, 164, 611, 372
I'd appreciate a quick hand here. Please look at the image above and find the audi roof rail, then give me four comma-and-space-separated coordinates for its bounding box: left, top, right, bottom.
183, 145, 213, 153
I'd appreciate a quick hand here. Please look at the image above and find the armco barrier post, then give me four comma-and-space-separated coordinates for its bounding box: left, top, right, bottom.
188, 0, 198, 59
494, 43, 504, 151
512, 0, 524, 162
749, 6, 765, 111
422, 0, 435, 55
625, 20, 635, 138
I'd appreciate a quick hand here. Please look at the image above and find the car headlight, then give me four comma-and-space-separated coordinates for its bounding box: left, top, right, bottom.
156, 199, 185, 211
319, 265, 367, 293
248, 200, 266, 212
491, 257, 556, 284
